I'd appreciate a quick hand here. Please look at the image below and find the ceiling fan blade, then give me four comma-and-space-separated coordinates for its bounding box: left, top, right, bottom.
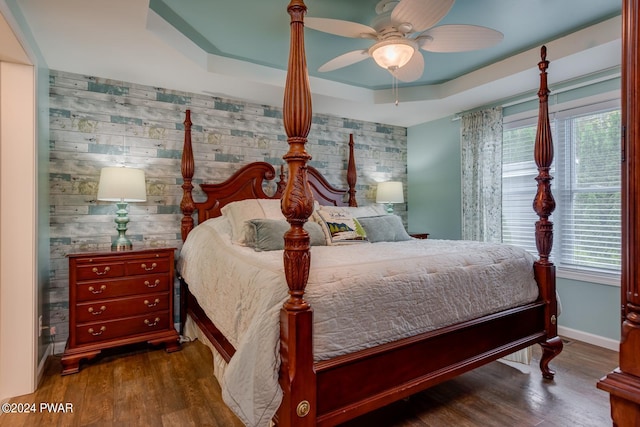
390, 51, 424, 82
305, 17, 377, 39
391, 0, 454, 33
318, 50, 370, 72
419, 25, 504, 52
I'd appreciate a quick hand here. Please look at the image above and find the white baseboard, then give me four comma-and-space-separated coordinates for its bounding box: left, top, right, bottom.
558, 326, 619, 351
52, 341, 66, 356
36, 343, 53, 385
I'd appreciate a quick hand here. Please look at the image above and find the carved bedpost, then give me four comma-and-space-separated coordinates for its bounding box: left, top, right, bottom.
347, 134, 357, 207
180, 109, 195, 242
597, 1, 640, 424
278, 1, 317, 426
533, 47, 555, 267
276, 164, 287, 197
532, 46, 562, 379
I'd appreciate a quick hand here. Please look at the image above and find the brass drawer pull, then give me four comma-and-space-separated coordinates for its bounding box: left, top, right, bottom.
88, 285, 107, 294
92, 266, 111, 276
88, 326, 106, 336
144, 279, 160, 288
88, 305, 107, 315
141, 262, 157, 271
144, 317, 161, 327
144, 298, 160, 308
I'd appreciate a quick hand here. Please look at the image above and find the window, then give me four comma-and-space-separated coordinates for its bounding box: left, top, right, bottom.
502, 99, 621, 282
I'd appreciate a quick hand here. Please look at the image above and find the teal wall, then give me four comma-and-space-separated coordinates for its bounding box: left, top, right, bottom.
406, 75, 622, 342
557, 279, 620, 340
407, 116, 461, 239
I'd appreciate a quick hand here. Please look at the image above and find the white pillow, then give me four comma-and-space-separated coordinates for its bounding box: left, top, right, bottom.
220, 199, 285, 244
258, 198, 284, 220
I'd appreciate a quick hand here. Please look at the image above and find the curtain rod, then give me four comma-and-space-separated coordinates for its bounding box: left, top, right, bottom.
452, 66, 621, 121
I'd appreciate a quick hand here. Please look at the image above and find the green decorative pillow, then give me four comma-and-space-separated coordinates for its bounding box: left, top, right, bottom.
315, 207, 368, 245
245, 219, 326, 251
356, 215, 411, 243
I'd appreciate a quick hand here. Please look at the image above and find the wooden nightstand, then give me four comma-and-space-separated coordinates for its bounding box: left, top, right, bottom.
409, 232, 429, 239
61, 248, 180, 375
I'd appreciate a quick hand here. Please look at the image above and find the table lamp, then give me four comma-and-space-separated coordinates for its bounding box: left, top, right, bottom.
376, 181, 404, 214
97, 166, 147, 251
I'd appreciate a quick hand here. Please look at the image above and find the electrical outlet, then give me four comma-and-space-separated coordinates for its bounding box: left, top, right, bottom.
50, 326, 56, 336
38, 315, 43, 337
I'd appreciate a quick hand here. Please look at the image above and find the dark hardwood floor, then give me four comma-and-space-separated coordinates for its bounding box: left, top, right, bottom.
0, 337, 617, 427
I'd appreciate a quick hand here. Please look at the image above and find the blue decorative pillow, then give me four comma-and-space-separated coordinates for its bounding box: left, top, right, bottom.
221, 199, 285, 245
356, 215, 411, 243
245, 219, 326, 251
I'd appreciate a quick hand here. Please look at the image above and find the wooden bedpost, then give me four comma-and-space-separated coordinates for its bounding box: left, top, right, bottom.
347, 134, 357, 207
180, 109, 195, 242
597, 1, 640, 424
532, 46, 563, 379
278, 1, 317, 426
277, 164, 287, 197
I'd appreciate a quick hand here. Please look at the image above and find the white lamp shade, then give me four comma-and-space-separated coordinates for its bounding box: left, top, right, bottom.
376, 181, 404, 204
370, 39, 416, 70
97, 167, 147, 202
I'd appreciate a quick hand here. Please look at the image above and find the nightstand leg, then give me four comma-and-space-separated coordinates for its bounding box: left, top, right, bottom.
164, 341, 181, 353
148, 330, 181, 353
61, 349, 101, 375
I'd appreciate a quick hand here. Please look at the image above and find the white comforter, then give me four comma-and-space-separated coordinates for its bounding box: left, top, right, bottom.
177, 217, 539, 426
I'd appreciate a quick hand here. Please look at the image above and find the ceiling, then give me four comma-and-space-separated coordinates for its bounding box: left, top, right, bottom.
5, 0, 622, 127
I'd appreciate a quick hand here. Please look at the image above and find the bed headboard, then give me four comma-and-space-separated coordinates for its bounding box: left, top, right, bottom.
179, 110, 358, 241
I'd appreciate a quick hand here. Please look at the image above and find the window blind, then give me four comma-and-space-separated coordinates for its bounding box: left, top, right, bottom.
502, 100, 621, 275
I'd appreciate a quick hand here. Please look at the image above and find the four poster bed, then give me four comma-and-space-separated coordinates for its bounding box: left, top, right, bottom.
177, 1, 562, 426
597, 1, 640, 425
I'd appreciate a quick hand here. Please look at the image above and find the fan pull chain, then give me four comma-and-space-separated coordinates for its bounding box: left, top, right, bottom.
392, 73, 399, 106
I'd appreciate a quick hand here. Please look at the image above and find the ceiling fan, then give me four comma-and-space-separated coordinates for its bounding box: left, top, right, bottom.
305, 0, 504, 83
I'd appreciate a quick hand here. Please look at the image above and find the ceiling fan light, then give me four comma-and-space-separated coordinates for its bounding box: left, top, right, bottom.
370, 39, 415, 70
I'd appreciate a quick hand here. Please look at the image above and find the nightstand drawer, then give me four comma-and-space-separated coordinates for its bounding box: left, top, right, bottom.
75, 292, 170, 323
75, 311, 171, 345
75, 273, 170, 302
75, 262, 126, 281
125, 256, 171, 276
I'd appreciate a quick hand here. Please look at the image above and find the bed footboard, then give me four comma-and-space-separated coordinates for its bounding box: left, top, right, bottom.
313, 303, 547, 426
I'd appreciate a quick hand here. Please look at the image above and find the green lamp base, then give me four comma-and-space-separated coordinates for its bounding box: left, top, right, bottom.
384, 203, 394, 214
111, 201, 133, 251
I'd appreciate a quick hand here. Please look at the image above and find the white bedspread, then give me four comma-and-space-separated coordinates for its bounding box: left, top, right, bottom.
177, 217, 539, 427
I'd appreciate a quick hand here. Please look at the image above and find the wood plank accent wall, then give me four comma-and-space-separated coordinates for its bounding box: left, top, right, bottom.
47, 70, 407, 349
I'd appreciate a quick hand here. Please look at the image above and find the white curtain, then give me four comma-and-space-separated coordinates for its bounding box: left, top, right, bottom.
461, 106, 532, 365
460, 107, 503, 242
